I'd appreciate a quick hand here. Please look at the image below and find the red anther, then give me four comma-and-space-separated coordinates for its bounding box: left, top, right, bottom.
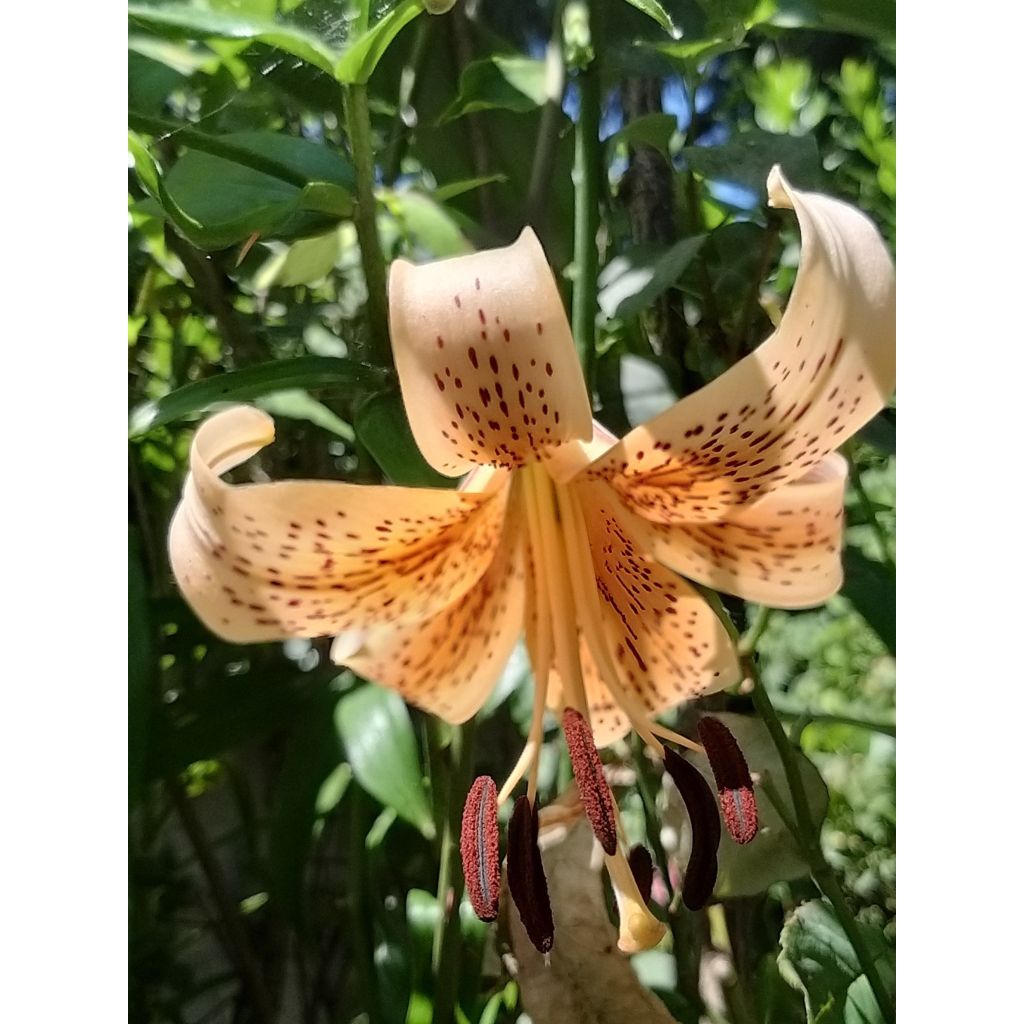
562, 707, 617, 855
628, 844, 655, 904
697, 716, 759, 845
460, 776, 500, 922
507, 796, 555, 953
662, 747, 721, 911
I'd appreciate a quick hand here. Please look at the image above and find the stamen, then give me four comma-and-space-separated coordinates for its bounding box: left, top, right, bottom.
697, 716, 759, 845
562, 708, 617, 854
628, 845, 654, 904
647, 720, 705, 755
605, 843, 668, 952
460, 776, 500, 922
525, 466, 589, 717
557, 484, 667, 757
507, 796, 555, 954
662, 748, 720, 911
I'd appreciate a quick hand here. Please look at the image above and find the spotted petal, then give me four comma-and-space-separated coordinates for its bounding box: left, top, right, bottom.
584, 167, 895, 524
331, 494, 527, 724
389, 227, 593, 476
572, 480, 740, 743
169, 406, 510, 643
633, 454, 848, 608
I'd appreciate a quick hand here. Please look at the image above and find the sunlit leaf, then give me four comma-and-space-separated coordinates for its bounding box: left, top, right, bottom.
127, 2, 337, 73
335, 685, 436, 838
128, 356, 388, 437
334, 0, 422, 84
439, 55, 547, 123
597, 235, 706, 319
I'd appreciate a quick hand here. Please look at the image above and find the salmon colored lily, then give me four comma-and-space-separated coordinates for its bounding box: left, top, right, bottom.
169, 167, 895, 951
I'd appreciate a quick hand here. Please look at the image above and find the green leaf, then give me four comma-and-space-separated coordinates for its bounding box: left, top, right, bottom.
335, 685, 436, 838
606, 112, 677, 159
681, 130, 822, 193
796, 0, 895, 41
254, 229, 344, 288
439, 55, 547, 123
127, 2, 337, 73
597, 234, 707, 320
778, 900, 893, 1024
128, 130, 161, 198
381, 189, 472, 256
334, 0, 422, 84
679, 713, 829, 898
622, 0, 679, 36
255, 389, 355, 441
354, 390, 453, 488
433, 174, 509, 203
128, 356, 389, 437
154, 130, 354, 249
840, 548, 896, 654
269, 688, 346, 924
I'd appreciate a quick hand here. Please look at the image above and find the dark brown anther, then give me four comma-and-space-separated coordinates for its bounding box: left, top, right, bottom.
697, 716, 759, 845
628, 844, 655, 904
507, 796, 555, 953
662, 747, 720, 911
562, 707, 617, 855
460, 776, 500, 922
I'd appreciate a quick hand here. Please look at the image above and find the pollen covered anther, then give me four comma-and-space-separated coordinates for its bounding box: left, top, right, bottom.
562, 708, 618, 854
697, 716, 759, 845
663, 747, 721, 911
460, 776, 500, 922
628, 844, 655, 904
507, 796, 555, 954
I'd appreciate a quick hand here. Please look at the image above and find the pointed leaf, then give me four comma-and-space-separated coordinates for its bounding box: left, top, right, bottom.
335, 685, 436, 838
439, 55, 547, 123
128, 356, 388, 437
127, 2, 337, 73
597, 235, 706, 320
334, 0, 422, 84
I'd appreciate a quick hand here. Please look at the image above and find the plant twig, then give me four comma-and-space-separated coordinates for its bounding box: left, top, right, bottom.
343, 83, 393, 369
526, 2, 567, 230
844, 443, 895, 572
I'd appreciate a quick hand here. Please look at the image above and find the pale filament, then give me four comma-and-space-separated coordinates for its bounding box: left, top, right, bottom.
554, 481, 667, 759
498, 479, 554, 805
647, 720, 705, 755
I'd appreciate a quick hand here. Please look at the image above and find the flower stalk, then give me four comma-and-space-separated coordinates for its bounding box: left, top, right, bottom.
343, 83, 393, 369
569, 0, 603, 392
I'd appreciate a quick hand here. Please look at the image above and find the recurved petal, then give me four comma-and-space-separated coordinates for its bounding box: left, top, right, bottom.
389, 227, 593, 476
634, 454, 848, 608
573, 480, 741, 744
169, 406, 510, 644
584, 167, 894, 524
330, 499, 527, 723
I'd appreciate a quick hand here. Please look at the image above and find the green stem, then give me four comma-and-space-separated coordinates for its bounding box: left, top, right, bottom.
343, 83, 392, 369
431, 719, 478, 1024
773, 705, 895, 738
526, 1, 567, 230
570, 0, 603, 393
745, 618, 894, 1024
383, 17, 434, 184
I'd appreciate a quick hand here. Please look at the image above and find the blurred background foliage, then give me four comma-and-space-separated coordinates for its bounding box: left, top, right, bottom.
128, 1, 895, 1021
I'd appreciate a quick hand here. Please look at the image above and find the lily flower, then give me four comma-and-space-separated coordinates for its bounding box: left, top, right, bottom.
169, 167, 895, 952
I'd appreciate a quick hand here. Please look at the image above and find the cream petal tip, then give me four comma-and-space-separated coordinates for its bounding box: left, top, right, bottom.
766, 164, 793, 210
